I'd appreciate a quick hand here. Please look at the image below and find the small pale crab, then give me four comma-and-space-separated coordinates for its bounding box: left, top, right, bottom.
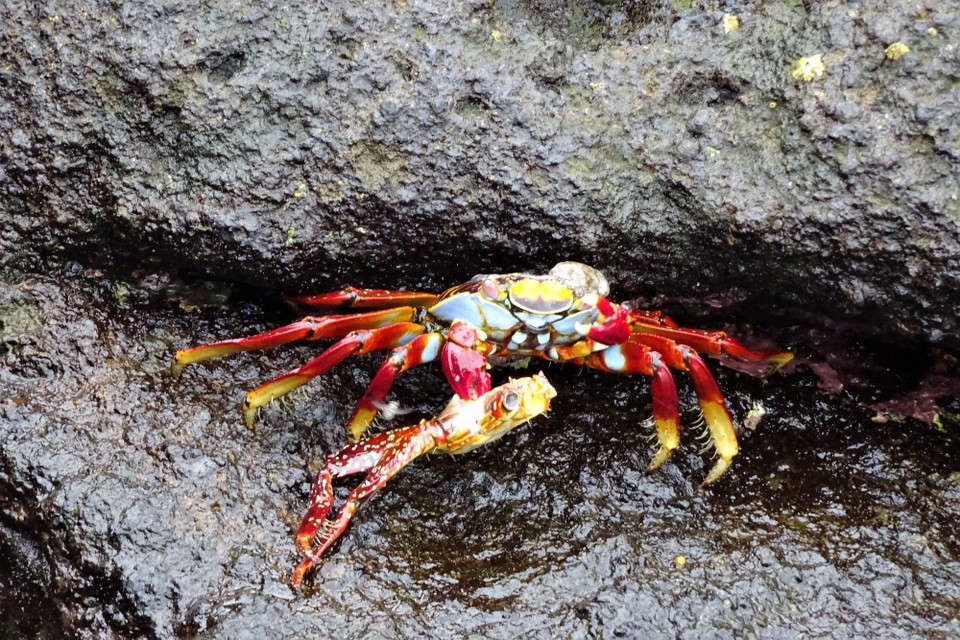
173, 262, 791, 486
291, 372, 556, 586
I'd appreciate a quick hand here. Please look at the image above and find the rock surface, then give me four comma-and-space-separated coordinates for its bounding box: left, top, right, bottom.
2, 0, 959, 638
2, 268, 959, 639
2, 0, 959, 345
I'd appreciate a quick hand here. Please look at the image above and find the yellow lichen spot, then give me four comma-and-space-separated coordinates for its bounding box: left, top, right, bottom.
674, 555, 687, 568
292, 182, 307, 198
791, 54, 825, 82
285, 227, 296, 245
768, 101, 778, 109
114, 283, 131, 305
722, 14, 739, 33
589, 81, 605, 93
491, 29, 502, 42
928, 27, 938, 37
886, 42, 909, 60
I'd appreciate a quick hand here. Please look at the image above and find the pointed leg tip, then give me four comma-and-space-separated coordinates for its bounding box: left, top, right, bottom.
646, 447, 674, 473
242, 404, 257, 430
765, 352, 794, 371
346, 419, 371, 442
699, 456, 734, 488
291, 562, 311, 589
170, 358, 185, 378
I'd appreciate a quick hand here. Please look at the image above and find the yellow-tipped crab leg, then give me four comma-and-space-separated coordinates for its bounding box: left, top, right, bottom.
240, 322, 426, 428
628, 313, 793, 370
344, 332, 446, 441
339, 321, 495, 442
171, 306, 417, 376
683, 351, 738, 486
628, 332, 738, 486
576, 341, 682, 473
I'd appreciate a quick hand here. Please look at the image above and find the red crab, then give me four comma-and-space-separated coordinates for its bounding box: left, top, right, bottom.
173, 262, 791, 485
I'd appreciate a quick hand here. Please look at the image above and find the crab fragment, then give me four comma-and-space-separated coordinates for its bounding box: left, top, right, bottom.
291, 373, 557, 586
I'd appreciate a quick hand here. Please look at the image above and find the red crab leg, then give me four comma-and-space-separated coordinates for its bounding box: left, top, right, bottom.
345, 322, 493, 441
296, 287, 438, 309
241, 323, 426, 427
570, 341, 682, 474
345, 333, 446, 441
291, 424, 437, 587
171, 307, 417, 376
684, 351, 738, 486
628, 309, 680, 329
628, 316, 793, 369
648, 357, 682, 471
628, 333, 738, 486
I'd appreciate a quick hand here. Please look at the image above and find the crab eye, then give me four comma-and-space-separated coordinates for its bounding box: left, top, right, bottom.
480, 279, 501, 300
502, 392, 520, 412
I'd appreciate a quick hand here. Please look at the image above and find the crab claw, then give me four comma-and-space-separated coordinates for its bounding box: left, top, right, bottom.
441, 322, 492, 399
576, 297, 631, 345
442, 343, 491, 399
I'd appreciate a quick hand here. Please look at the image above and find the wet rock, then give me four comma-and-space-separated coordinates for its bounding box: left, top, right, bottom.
2, 0, 960, 638
1, 271, 959, 638
1, 0, 958, 348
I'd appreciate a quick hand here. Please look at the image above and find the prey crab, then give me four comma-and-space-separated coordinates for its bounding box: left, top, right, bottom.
291, 373, 556, 586
174, 262, 791, 486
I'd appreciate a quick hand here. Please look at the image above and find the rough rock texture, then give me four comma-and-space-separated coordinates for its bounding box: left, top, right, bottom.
2, 0, 959, 345
2, 269, 959, 639
2, 0, 960, 638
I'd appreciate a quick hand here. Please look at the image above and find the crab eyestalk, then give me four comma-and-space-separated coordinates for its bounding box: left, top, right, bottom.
548, 261, 610, 298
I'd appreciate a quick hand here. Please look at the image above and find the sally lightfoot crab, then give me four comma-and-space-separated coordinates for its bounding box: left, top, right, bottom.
291, 372, 556, 586
173, 262, 791, 485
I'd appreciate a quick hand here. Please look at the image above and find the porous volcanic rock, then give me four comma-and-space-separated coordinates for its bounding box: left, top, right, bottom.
2, 0, 959, 345
2, 1, 960, 638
